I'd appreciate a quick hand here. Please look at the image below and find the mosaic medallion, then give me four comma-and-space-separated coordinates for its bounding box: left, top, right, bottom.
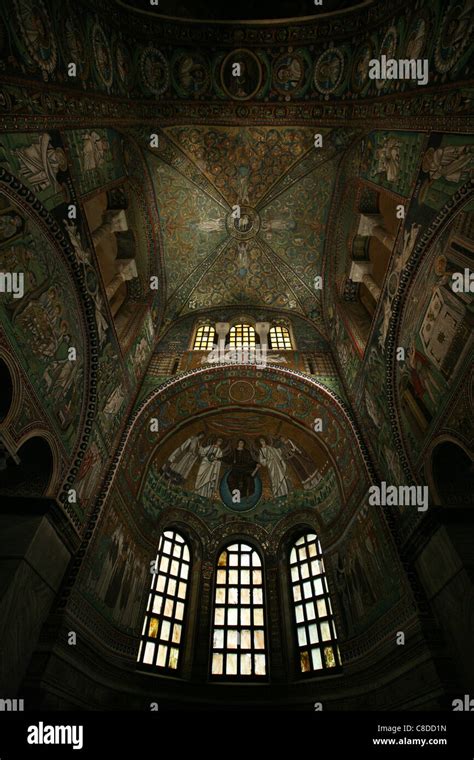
226, 206, 261, 241
140, 46, 169, 96
314, 47, 345, 96
273, 51, 307, 96
435, 0, 474, 74
229, 380, 256, 403
92, 22, 113, 89
14, 0, 57, 78
221, 49, 263, 101
60, 11, 88, 82
172, 50, 210, 97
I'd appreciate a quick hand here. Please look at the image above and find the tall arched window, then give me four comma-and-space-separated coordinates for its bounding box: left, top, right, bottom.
137, 530, 190, 672
193, 324, 216, 350
228, 324, 256, 349
269, 325, 292, 350
290, 533, 341, 674
211, 542, 267, 679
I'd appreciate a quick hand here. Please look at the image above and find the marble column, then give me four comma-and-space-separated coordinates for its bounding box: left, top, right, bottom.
214, 322, 230, 351
92, 210, 128, 247
105, 259, 138, 302
357, 213, 396, 250
255, 321, 270, 349
362, 273, 382, 302
349, 261, 381, 303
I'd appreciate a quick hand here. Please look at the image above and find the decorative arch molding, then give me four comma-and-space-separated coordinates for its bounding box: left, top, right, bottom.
147, 507, 211, 560
269, 511, 326, 557
1, 429, 58, 498
0, 348, 22, 426
0, 168, 100, 530
208, 520, 270, 559
386, 179, 474, 482
126, 364, 376, 483
121, 365, 375, 534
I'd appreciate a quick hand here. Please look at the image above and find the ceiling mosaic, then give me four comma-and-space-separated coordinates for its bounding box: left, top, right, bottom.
145, 126, 350, 331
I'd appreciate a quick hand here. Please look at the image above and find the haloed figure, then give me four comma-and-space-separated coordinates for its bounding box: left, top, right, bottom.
258, 437, 290, 498
195, 437, 224, 498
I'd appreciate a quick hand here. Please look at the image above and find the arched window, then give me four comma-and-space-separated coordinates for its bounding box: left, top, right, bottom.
290, 533, 341, 674
211, 542, 267, 679
193, 324, 216, 351
228, 324, 256, 349
137, 530, 190, 672
269, 325, 292, 350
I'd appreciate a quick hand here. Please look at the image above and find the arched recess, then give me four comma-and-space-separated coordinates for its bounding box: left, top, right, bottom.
62, 365, 377, 644
114, 366, 376, 544
388, 181, 474, 481
114, 366, 372, 532
426, 436, 474, 507
0, 168, 98, 528
0, 353, 17, 423
0, 433, 55, 498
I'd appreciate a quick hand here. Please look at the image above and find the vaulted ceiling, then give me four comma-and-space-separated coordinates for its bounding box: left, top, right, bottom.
143, 126, 356, 335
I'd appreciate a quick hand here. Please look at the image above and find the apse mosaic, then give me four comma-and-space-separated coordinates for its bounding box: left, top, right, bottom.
154, 413, 330, 511
119, 365, 367, 536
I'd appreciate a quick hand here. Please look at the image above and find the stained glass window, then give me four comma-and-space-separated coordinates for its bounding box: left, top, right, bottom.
290, 533, 341, 674
193, 324, 216, 350
228, 324, 256, 349
269, 325, 292, 350
137, 530, 190, 672
211, 543, 267, 679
